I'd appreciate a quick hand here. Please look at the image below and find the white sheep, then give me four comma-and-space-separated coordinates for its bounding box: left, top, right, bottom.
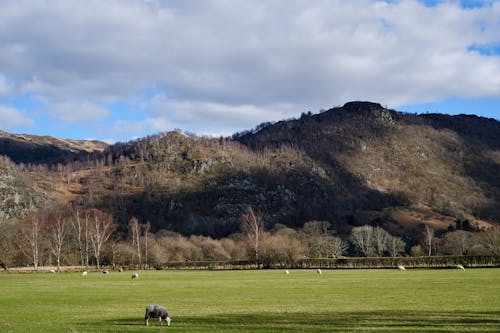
49, 269, 56, 274
131, 273, 139, 279
285, 270, 290, 275
397, 265, 406, 271
316, 268, 322, 275
456, 264, 465, 271
82, 271, 88, 277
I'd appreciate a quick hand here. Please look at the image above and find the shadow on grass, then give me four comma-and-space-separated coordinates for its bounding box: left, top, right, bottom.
90, 310, 500, 332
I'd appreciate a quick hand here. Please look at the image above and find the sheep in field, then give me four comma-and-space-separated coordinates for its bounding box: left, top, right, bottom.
82, 271, 88, 277
285, 270, 290, 275
316, 268, 322, 275
456, 264, 465, 271
397, 265, 406, 271
145, 304, 171, 326
131, 273, 139, 279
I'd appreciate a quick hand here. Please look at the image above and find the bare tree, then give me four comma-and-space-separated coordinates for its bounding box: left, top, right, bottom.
88, 209, 116, 269
441, 230, 473, 255
423, 224, 434, 256
241, 207, 264, 260
387, 235, 406, 257
373, 226, 390, 256
143, 222, 151, 269
0, 223, 17, 269
47, 208, 67, 271
480, 226, 500, 258
351, 225, 375, 257
72, 208, 86, 268
128, 217, 142, 268
19, 213, 44, 270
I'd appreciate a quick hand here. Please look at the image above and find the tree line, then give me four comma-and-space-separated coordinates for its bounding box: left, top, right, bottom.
0, 206, 498, 270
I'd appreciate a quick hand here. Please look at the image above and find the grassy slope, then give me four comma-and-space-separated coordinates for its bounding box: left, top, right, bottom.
0, 269, 499, 332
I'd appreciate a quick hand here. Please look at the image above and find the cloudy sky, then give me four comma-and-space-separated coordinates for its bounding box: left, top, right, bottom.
0, 0, 499, 142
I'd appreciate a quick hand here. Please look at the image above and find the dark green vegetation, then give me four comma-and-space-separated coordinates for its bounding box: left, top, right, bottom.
0, 269, 499, 332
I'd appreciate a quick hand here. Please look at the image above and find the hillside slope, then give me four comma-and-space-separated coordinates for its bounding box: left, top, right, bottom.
0, 130, 107, 164
0, 102, 498, 240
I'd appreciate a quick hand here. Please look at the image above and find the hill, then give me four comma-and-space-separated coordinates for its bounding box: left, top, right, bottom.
0, 102, 498, 241
0, 130, 107, 164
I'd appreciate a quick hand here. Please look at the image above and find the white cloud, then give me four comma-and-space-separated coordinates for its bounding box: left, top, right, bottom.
0, 0, 499, 136
0, 105, 34, 129
45, 101, 110, 123
0, 74, 13, 96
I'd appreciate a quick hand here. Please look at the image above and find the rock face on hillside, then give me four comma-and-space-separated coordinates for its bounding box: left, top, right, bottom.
0, 158, 42, 222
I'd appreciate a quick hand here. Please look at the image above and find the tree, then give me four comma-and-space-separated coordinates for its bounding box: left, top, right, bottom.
71, 208, 89, 268
351, 225, 375, 257
302, 220, 347, 258
0, 223, 17, 269
240, 207, 264, 260
88, 209, 116, 269
46, 207, 67, 271
387, 235, 406, 257
480, 226, 500, 258
423, 224, 434, 256
372, 226, 390, 256
143, 222, 151, 269
441, 230, 473, 255
128, 217, 142, 268
19, 213, 44, 270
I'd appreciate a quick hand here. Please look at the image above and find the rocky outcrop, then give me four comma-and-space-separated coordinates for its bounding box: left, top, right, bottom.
0, 158, 42, 222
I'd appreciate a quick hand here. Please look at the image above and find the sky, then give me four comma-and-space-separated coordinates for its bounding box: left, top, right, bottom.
0, 0, 499, 143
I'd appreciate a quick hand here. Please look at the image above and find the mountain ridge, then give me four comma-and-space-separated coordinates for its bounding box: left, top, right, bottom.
0, 102, 498, 240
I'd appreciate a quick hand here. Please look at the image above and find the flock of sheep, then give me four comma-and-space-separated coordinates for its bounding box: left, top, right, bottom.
72, 264, 468, 327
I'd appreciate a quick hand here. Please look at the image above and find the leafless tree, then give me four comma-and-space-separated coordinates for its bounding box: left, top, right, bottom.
441, 230, 473, 255
387, 235, 406, 257
373, 226, 390, 256
143, 222, 151, 269
128, 217, 142, 268
47, 208, 67, 271
88, 209, 116, 269
423, 224, 434, 256
240, 207, 264, 260
480, 226, 500, 258
19, 213, 44, 270
72, 208, 85, 268
351, 225, 375, 257
0, 223, 17, 269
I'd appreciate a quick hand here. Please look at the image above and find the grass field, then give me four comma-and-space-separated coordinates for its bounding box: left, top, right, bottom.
0, 268, 499, 332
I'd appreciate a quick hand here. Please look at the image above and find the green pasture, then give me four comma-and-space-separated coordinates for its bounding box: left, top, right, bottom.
0, 268, 499, 332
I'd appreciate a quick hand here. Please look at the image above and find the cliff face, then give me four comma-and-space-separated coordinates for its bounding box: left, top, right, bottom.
0, 157, 42, 222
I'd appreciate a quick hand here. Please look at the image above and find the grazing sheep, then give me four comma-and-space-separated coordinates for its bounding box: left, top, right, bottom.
285, 270, 290, 275
456, 264, 465, 271
131, 273, 139, 279
102, 270, 109, 275
49, 269, 56, 274
316, 268, 322, 275
82, 271, 88, 277
145, 304, 171, 326
397, 265, 406, 271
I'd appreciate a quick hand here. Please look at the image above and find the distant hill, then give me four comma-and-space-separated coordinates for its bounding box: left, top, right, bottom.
0, 130, 108, 164
0, 102, 498, 241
